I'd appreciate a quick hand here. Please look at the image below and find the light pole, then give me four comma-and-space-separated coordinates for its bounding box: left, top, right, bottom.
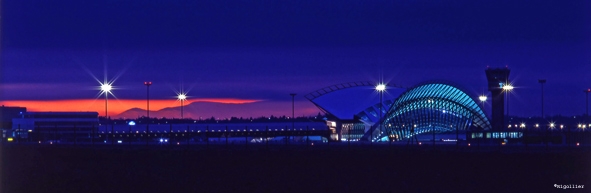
376, 84, 386, 145
144, 81, 152, 144
144, 82, 152, 118
290, 93, 296, 144
101, 83, 112, 142
478, 95, 487, 148
503, 84, 514, 130
585, 89, 590, 123
479, 95, 487, 114
520, 123, 527, 148
101, 84, 112, 121
178, 93, 187, 119
547, 122, 555, 149
539, 80, 546, 119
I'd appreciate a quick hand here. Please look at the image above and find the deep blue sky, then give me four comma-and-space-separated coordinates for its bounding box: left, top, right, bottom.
1, 0, 590, 117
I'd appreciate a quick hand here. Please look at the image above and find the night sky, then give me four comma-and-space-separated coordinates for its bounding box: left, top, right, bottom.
1, 0, 590, 118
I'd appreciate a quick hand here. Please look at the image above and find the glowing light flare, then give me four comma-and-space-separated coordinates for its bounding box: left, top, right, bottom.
101, 84, 112, 92
375, 84, 386, 91
178, 94, 187, 100
98, 81, 117, 100
478, 95, 487, 102
502, 84, 514, 91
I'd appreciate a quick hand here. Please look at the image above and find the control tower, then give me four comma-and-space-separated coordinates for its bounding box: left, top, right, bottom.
485, 67, 510, 131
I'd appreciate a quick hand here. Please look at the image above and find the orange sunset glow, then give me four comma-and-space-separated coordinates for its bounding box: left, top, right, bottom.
0, 98, 262, 117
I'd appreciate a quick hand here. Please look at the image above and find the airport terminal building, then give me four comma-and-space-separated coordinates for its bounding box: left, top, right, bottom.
306, 68, 522, 143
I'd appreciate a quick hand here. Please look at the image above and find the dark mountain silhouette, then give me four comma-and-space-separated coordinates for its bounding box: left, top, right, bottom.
116, 101, 319, 119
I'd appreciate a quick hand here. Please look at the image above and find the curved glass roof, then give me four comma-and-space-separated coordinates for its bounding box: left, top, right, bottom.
386, 81, 491, 131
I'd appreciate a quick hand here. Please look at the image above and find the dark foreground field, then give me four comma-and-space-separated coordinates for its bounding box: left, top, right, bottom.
2, 144, 590, 193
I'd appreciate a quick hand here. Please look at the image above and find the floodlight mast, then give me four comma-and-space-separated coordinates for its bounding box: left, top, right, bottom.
290, 93, 296, 144
144, 81, 152, 143
586, 89, 590, 124
479, 95, 487, 116
375, 84, 386, 145
101, 84, 112, 120
178, 93, 187, 118
538, 79, 546, 119
503, 84, 514, 129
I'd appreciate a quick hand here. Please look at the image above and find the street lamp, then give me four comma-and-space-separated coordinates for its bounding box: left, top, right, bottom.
376, 84, 386, 145
100, 83, 112, 119
503, 84, 514, 129
100, 82, 112, 144
479, 95, 487, 113
520, 122, 528, 148
290, 93, 296, 144
539, 79, 546, 119
178, 93, 187, 119
547, 122, 555, 149
585, 89, 590, 124
144, 82, 152, 118
144, 81, 152, 143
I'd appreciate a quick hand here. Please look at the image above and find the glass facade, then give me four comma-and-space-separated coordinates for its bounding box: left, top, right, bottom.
376, 82, 491, 141
340, 123, 366, 141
